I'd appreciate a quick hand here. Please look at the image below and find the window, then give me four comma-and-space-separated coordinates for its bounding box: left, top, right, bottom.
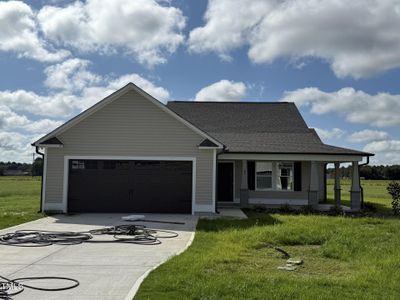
276, 163, 293, 190
255, 161, 294, 191
256, 162, 273, 190
71, 160, 85, 169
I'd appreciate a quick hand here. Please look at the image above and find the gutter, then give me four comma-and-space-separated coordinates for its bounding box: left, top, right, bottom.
35, 146, 44, 213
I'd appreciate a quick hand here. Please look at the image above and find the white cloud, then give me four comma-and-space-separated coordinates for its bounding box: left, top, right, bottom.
44, 58, 101, 92
189, 0, 400, 78
0, 104, 63, 134
364, 140, 400, 165
108, 74, 169, 101
188, 0, 273, 61
364, 140, 400, 153
314, 127, 345, 141
194, 80, 246, 102
1, 58, 170, 118
0, 131, 35, 162
347, 130, 390, 143
280, 87, 400, 127
0, 1, 69, 62
0, 89, 78, 117
0, 131, 28, 151
38, 0, 186, 66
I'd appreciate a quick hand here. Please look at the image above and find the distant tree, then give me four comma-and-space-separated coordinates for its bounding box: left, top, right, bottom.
32, 158, 43, 176
386, 166, 400, 180
328, 165, 400, 180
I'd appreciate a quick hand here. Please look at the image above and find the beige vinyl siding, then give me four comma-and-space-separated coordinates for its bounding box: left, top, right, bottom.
44, 89, 214, 206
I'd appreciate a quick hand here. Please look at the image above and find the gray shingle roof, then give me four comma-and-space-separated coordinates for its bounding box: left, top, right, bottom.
167, 101, 373, 156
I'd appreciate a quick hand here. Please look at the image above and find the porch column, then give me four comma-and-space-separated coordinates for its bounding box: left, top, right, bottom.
240, 160, 249, 207
334, 163, 341, 206
308, 161, 319, 209
350, 161, 361, 211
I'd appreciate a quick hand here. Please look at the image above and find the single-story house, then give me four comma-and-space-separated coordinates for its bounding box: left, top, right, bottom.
32, 83, 373, 214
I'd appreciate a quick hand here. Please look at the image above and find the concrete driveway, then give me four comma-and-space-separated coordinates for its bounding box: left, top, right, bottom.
0, 214, 197, 300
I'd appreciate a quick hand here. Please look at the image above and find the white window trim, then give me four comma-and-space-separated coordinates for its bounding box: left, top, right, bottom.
255, 161, 294, 192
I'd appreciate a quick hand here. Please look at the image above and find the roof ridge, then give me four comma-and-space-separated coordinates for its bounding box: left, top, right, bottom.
167, 101, 293, 104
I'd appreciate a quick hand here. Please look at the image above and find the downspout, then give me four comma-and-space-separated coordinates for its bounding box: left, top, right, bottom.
359, 156, 370, 208
35, 146, 44, 213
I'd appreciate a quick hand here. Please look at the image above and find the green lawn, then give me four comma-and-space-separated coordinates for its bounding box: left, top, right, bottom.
1, 176, 399, 299
0, 176, 44, 230
326, 179, 392, 213
136, 180, 400, 300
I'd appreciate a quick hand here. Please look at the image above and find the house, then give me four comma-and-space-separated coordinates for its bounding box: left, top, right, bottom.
32, 83, 373, 214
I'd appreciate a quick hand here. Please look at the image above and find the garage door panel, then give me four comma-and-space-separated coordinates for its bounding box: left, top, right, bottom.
132, 161, 192, 213
68, 159, 192, 213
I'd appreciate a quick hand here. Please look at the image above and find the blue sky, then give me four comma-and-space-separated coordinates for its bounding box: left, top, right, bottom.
0, 0, 400, 164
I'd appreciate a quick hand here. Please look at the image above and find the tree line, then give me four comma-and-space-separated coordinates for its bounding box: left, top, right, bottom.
327, 165, 400, 180
0, 158, 43, 176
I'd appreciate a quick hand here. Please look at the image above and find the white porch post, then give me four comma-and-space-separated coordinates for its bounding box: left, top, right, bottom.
240, 160, 249, 207
308, 161, 319, 209
350, 161, 361, 211
334, 163, 341, 206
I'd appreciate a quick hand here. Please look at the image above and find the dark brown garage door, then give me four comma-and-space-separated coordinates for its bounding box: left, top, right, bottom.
67, 160, 192, 213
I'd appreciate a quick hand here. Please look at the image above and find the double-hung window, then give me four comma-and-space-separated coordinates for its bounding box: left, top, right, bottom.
255, 162, 273, 190
255, 161, 294, 191
276, 162, 293, 190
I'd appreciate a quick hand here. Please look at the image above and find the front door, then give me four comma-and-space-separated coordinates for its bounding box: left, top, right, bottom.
217, 162, 234, 202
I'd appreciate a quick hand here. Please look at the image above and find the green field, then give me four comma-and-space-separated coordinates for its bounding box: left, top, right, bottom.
326, 179, 392, 213
0, 176, 44, 229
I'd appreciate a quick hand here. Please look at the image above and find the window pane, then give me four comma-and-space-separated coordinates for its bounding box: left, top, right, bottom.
279, 176, 293, 190
256, 162, 272, 176
71, 160, 85, 169
257, 176, 272, 189
277, 162, 293, 190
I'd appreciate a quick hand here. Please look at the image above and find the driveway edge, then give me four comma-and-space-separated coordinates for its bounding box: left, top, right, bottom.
124, 229, 197, 300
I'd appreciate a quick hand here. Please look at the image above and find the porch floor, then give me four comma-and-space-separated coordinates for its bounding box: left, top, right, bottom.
318, 204, 351, 212
218, 202, 352, 212
197, 208, 248, 219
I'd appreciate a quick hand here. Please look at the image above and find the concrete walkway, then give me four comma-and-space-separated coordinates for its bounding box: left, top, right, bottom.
0, 214, 197, 300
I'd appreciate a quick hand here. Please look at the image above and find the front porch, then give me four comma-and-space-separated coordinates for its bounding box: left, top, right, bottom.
216, 153, 364, 212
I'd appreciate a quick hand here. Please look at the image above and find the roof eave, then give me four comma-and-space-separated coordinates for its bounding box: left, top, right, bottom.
222, 150, 374, 156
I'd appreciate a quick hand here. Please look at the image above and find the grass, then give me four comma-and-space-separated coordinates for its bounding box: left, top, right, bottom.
326, 179, 392, 213
135, 179, 400, 300
1, 176, 399, 299
0, 176, 44, 230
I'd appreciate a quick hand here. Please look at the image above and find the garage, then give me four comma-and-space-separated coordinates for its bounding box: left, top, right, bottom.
67, 159, 192, 213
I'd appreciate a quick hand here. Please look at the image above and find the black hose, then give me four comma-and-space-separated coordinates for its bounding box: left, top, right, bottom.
0, 225, 178, 247
0, 224, 179, 298
0, 274, 79, 299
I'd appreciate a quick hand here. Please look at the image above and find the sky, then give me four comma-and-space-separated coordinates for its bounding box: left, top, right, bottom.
0, 0, 399, 164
